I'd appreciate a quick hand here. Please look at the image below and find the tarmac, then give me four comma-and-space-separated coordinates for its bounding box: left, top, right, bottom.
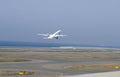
61, 71, 120, 77
0, 47, 120, 77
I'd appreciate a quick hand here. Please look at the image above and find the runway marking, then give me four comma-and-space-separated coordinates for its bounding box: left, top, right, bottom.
0, 70, 35, 76
115, 66, 119, 69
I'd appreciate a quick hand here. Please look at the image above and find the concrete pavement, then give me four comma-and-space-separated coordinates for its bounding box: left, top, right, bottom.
61, 71, 120, 77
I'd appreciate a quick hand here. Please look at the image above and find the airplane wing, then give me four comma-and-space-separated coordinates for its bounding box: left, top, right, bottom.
37, 33, 50, 36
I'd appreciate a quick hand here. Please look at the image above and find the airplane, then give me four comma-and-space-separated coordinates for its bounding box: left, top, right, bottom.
37, 30, 66, 39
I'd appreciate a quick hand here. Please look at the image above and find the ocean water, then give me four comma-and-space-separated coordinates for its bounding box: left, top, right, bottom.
0, 41, 119, 48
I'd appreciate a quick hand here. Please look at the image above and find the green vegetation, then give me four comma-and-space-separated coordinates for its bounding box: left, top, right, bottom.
0, 58, 31, 62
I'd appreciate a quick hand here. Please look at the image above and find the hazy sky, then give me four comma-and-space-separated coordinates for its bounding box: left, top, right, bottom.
0, 0, 120, 46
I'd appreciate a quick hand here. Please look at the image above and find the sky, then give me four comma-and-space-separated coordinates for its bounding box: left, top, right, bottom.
0, 0, 120, 46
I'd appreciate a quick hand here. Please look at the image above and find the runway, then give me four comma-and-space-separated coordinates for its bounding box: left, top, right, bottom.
0, 47, 120, 77
61, 71, 120, 77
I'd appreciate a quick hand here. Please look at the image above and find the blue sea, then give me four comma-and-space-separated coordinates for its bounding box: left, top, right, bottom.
0, 41, 119, 48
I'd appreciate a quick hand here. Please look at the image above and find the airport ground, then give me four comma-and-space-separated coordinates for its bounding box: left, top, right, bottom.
0, 47, 120, 77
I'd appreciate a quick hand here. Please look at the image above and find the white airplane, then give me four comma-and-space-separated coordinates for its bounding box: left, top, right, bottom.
37, 30, 66, 39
